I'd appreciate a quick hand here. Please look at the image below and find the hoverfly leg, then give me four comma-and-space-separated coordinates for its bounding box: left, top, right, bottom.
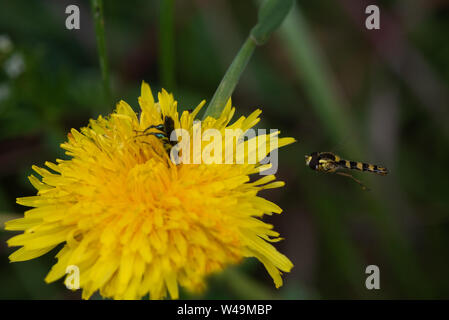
133, 124, 165, 135
335, 172, 370, 191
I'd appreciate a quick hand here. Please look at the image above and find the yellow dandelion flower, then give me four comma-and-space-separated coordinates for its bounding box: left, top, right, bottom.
5, 81, 295, 300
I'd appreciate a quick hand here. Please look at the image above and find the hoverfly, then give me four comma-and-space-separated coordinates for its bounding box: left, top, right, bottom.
305, 151, 388, 190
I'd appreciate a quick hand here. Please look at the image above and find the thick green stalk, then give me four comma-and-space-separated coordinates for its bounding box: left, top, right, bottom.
203, 37, 256, 119
90, 0, 111, 106
202, 0, 293, 119
159, 0, 175, 90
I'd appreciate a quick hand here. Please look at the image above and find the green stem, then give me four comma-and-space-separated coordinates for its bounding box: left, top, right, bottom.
202, 0, 293, 120
159, 0, 175, 90
90, 0, 111, 106
202, 37, 256, 119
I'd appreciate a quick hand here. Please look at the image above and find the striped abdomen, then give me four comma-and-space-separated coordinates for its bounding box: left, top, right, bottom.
336, 158, 388, 176
314, 152, 388, 176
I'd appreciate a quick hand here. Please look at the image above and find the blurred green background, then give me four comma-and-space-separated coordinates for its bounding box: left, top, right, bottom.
1, 0, 448, 299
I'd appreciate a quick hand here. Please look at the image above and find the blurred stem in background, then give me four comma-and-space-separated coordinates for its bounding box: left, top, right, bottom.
203, 0, 293, 119
159, 0, 175, 90
278, 2, 367, 295
279, 3, 432, 297
278, 2, 361, 157
310, 196, 368, 297
90, 0, 111, 109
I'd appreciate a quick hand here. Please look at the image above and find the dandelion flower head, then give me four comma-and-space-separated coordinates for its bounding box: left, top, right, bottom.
5, 82, 295, 299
